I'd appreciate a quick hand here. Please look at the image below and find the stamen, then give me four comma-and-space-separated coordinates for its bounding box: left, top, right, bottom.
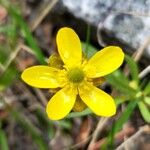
67, 67, 84, 83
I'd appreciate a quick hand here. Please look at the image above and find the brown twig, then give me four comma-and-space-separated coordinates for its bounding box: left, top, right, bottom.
116, 125, 150, 150
87, 117, 109, 150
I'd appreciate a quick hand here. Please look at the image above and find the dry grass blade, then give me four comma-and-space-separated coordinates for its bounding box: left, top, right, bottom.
30, 0, 59, 31
0, 43, 35, 75
139, 65, 150, 79
3, 44, 21, 72
133, 37, 150, 62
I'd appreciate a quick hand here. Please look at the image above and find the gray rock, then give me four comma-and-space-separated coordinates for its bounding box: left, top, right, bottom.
98, 14, 150, 57
61, 0, 150, 58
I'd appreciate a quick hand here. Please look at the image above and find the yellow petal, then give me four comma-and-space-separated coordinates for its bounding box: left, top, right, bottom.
21, 66, 66, 88
46, 85, 77, 120
79, 82, 116, 116
56, 27, 82, 68
84, 46, 124, 78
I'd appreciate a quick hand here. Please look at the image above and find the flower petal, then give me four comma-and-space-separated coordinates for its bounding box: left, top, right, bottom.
21, 66, 66, 88
84, 46, 124, 78
56, 27, 82, 68
46, 85, 77, 120
79, 82, 116, 116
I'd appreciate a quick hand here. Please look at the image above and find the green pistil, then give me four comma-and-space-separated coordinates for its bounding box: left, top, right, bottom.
67, 67, 84, 83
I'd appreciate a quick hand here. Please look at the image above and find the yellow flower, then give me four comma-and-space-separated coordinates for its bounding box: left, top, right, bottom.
21, 27, 124, 120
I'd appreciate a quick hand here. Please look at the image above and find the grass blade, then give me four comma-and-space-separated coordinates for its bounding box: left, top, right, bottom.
125, 55, 139, 82
143, 82, 150, 95
84, 24, 91, 56
138, 101, 150, 123
0, 127, 9, 150
144, 97, 150, 105
82, 42, 97, 58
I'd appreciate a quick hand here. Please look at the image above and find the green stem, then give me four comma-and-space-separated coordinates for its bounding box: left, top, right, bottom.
85, 24, 91, 56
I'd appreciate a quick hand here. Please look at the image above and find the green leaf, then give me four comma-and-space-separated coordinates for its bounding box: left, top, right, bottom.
81, 42, 97, 58
102, 100, 138, 149
143, 82, 150, 95
144, 97, 150, 105
67, 108, 92, 119
0, 128, 9, 150
125, 55, 139, 82
106, 70, 136, 96
112, 69, 130, 85
115, 97, 127, 106
57, 120, 72, 130
138, 101, 150, 123
84, 24, 91, 56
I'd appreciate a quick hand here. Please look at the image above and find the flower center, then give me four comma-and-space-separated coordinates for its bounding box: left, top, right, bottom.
67, 67, 84, 83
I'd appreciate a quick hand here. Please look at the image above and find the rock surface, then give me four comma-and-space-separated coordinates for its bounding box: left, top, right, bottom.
60, 0, 150, 58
